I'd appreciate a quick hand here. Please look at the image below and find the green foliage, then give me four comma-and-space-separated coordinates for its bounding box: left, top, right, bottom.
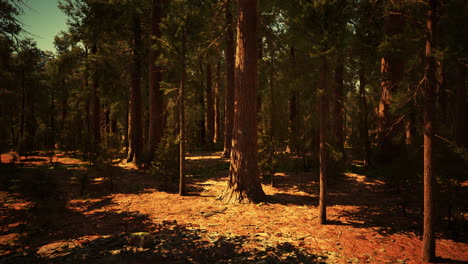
149, 128, 179, 188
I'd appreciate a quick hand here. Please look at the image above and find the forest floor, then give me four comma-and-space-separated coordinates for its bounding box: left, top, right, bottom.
0, 151, 467, 264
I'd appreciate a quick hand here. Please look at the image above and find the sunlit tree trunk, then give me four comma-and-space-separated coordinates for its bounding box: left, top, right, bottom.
222, 0, 235, 157
149, 0, 165, 160
422, 0, 438, 261
219, 0, 265, 203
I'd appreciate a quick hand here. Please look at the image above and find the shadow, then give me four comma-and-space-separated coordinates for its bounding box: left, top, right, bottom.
2, 220, 327, 264
267, 193, 317, 206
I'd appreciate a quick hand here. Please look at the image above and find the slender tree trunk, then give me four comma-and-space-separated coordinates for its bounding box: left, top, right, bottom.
198, 60, 206, 146
148, 0, 165, 160
455, 62, 466, 147
91, 44, 101, 156
436, 61, 446, 121
359, 61, 370, 167
128, 14, 143, 165
423, 0, 438, 261
179, 24, 187, 196
206, 63, 215, 144
289, 47, 298, 153
214, 60, 221, 143
219, 0, 265, 203
318, 54, 329, 225
19, 70, 25, 151
333, 56, 344, 156
222, 0, 235, 157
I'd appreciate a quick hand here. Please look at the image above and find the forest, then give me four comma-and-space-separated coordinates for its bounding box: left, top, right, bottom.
0, 0, 467, 263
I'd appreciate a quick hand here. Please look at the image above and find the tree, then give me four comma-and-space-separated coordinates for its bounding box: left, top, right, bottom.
206, 63, 214, 144
127, 13, 143, 165
422, 0, 438, 261
148, 0, 165, 160
222, 0, 235, 158
219, 0, 265, 203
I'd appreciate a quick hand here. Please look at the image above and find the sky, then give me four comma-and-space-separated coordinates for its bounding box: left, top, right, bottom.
19, 0, 68, 53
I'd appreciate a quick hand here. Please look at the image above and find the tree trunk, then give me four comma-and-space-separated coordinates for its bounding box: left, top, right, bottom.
318, 54, 329, 225
179, 24, 187, 196
359, 61, 370, 167
378, 11, 405, 161
288, 47, 298, 153
422, 0, 437, 261
91, 44, 101, 156
128, 14, 143, 165
333, 56, 344, 156
148, 0, 165, 160
50, 86, 55, 149
436, 61, 446, 121
198, 60, 206, 146
222, 0, 235, 157
455, 62, 466, 147
219, 0, 265, 204
206, 63, 214, 144
214, 60, 221, 144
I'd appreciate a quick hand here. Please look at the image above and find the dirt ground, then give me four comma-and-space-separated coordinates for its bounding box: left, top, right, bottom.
0, 152, 467, 263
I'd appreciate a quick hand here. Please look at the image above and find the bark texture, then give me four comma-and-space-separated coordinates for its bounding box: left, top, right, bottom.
219, 0, 265, 204
179, 25, 187, 196
422, 0, 437, 261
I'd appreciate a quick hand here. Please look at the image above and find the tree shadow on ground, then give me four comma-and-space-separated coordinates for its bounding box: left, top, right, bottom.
2, 220, 327, 264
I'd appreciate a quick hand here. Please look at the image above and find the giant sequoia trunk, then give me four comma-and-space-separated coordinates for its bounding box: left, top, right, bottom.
206, 63, 215, 144
219, 0, 265, 203
127, 14, 143, 165
422, 0, 437, 261
318, 54, 329, 225
378, 10, 405, 161
222, 0, 235, 157
148, 0, 164, 160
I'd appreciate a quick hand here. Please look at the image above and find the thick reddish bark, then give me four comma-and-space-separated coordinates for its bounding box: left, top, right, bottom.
149, 0, 164, 159
198, 60, 206, 145
422, 0, 437, 261
206, 63, 215, 144
222, 0, 235, 157
219, 0, 265, 203
318, 54, 329, 225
